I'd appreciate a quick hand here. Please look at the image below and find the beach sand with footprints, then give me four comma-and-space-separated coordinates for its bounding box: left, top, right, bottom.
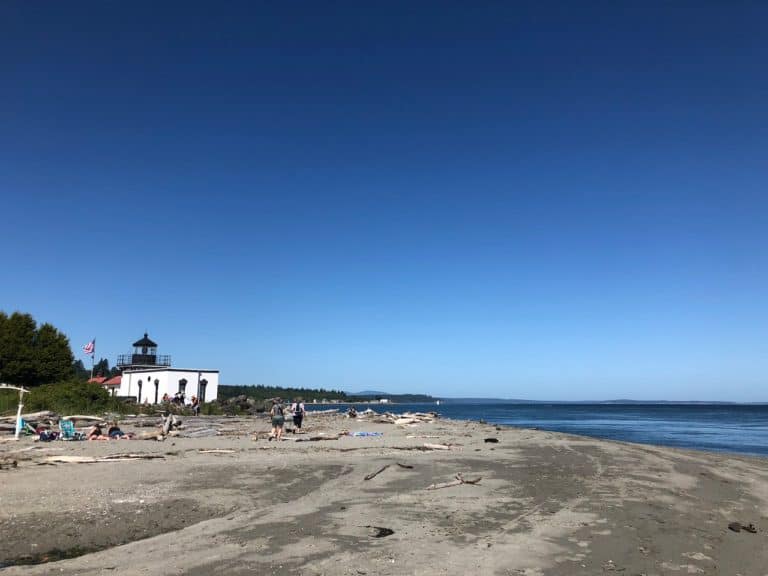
1, 410, 767, 575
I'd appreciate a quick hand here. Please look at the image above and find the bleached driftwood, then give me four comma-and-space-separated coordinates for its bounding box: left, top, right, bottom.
42, 453, 165, 464
295, 432, 346, 442
364, 464, 390, 481
0, 411, 56, 423
61, 415, 105, 422
426, 473, 482, 490
179, 428, 219, 438
423, 443, 451, 451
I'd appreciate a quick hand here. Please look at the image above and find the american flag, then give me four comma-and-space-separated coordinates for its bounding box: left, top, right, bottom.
83, 339, 95, 355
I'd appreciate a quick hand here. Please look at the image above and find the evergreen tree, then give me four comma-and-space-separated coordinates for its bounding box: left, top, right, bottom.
0, 311, 77, 386
92, 358, 116, 378
35, 323, 75, 383
0, 312, 37, 385
72, 359, 90, 381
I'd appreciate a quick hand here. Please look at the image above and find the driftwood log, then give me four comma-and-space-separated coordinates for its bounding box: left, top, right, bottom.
426, 473, 482, 490
364, 464, 390, 480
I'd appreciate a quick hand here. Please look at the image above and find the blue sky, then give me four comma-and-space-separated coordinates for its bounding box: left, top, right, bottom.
1, 1, 766, 400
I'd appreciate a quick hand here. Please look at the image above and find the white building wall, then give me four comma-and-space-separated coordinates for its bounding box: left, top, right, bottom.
119, 369, 219, 404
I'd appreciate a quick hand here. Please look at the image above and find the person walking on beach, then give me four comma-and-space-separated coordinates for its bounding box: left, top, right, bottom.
269, 398, 285, 441
291, 398, 305, 431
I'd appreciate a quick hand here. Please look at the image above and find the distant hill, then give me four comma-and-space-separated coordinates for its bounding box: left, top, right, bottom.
345, 394, 762, 405
438, 398, 756, 405
349, 391, 437, 403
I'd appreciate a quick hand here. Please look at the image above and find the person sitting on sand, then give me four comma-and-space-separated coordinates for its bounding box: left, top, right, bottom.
269, 399, 285, 441
107, 421, 134, 440
86, 423, 109, 441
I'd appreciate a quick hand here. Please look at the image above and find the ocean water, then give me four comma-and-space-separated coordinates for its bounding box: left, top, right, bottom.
310, 403, 768, 458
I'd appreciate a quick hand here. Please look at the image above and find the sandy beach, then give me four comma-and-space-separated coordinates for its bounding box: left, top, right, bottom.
1, 412, 767, 575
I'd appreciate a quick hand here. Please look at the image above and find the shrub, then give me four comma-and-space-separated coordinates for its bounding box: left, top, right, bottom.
26, 380, 117, 415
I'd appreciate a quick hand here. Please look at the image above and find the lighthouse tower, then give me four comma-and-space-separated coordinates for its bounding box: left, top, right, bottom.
116, 332, 171, 370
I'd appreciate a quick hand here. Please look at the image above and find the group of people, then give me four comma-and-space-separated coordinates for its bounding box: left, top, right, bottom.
160, 392, 201, 414
269, 398, 306, 441
86, 421, 135, 441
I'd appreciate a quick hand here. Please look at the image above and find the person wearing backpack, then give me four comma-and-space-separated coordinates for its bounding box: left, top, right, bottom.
269, 399, 285, 441
291, 398, 305, 431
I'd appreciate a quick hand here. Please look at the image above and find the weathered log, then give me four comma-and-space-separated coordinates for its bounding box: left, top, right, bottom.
423, 443, 451, 450
426, 473, 482, 490
364, 464, 390, 481
0, 411, 56, 423
61, 415, 105, 422
181, 428, 219, 438
295, 433, 345, 442
99, 453, 165, 461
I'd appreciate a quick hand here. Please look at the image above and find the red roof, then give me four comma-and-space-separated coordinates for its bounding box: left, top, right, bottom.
103, 375, 122, 387
88, 377, 107, 384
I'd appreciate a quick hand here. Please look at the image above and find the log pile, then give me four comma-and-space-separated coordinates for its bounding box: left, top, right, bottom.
362, 411, 439, 426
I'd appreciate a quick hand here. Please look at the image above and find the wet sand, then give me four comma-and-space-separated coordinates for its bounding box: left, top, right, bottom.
1, 413, 767, 575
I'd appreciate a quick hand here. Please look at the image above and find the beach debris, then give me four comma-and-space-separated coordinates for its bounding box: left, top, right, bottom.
0, 410, 56, 423
364, 464, 390, 481
363, 525, 394, 538
728, 522, 757, 533
198, 449, 236, 454
423, 443, 451, 451
367, 411, 438, 425
390, 443, 457, 452
396, 462, 414, 469
484, 438, 499, 443
61, 415, 105, 423
41, 453, 165, 464
295, 432, 346, 442
426, 473, 482, 490
351, 431, 383, 437
179, 427, 219, 438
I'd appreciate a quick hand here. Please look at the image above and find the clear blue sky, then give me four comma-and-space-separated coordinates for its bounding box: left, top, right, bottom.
1, 1, 766, 401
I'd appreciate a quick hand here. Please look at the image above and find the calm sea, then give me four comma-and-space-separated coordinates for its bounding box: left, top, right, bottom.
309, 403, 768, 458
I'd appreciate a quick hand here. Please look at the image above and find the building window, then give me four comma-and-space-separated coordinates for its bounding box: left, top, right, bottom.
178, 378, 187, 395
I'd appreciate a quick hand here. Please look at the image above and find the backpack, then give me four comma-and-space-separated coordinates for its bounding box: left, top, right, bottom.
293, 403, 304, 415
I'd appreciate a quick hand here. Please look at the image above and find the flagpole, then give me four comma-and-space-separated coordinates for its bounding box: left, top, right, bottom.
90, 353, 94, 380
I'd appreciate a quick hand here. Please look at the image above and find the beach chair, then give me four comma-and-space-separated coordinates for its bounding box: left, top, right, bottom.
59, 419, 84, 441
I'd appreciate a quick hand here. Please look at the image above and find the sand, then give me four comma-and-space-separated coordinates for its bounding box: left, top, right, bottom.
1, 412, 767, 575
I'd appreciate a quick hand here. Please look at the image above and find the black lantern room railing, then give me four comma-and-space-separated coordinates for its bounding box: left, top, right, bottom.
116, 354, 171, 368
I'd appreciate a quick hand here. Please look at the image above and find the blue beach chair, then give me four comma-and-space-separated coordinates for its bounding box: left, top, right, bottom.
59, 419, 85, 440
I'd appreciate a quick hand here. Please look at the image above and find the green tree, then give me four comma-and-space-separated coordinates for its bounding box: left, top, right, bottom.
0, 311, 77, 386
92, 357, 118, 378
0, 312, 37, 386
35, 323, 75, 383
72, 359, 90, 380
